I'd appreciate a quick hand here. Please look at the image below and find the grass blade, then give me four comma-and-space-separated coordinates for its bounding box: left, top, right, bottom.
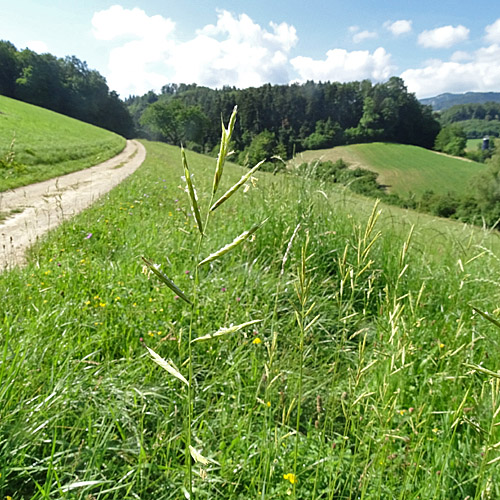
142, 257, 192, 305
181, 147, 203, 235
210, 159, 265, 212
146, 346, 189, 386
472, 306, 500, 330
192, 319, 262, 342
198, 218, 269, 267
464, 363, 500, 380
189, 445, 219, 465
212, 106, 237, 195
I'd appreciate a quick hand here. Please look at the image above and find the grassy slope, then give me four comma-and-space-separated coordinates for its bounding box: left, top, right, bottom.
1, 140, 499, 499
295, 142, 488, 197
0, 95, 126, 191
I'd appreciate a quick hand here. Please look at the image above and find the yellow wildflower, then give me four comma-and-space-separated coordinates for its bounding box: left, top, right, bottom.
283, 473, 297, 485
252, 337, 262, 344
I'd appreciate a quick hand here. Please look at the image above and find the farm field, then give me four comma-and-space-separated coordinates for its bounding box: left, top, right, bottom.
295, 142, 488, 197
0, 95, 126, 191
1, 133, 500, 499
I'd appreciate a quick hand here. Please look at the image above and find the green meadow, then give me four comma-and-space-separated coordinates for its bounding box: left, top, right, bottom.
1, 134, 499, 499
0, 95, 126, 191
295, 142, 488, 197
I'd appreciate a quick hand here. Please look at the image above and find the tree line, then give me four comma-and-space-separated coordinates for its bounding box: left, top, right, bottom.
437, 102, 500, 139
127, 77, 440, 161
0, 40, 134, 137
0, 39, 441, 160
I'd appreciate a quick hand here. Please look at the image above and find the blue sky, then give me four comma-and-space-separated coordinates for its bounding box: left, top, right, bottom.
1, 0, 500, 98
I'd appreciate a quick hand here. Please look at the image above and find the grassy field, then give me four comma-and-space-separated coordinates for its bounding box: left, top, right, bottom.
0, 95, 126, 191
466, 138, 483, 151
295, 142, 489, 197
1, 135, 500, 499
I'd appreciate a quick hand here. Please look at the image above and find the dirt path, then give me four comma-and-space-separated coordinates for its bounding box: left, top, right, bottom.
0, 139, 146, 270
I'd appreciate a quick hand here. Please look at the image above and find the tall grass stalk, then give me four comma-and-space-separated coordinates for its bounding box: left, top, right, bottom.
142, 106, 267, 498
291, 231, 317, 496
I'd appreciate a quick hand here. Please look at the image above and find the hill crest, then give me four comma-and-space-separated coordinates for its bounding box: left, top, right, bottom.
420, 92, 500, 111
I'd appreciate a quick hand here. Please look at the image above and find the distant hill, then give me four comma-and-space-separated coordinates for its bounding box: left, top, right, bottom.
420, 92, 500, 111
294, 142, 488, 197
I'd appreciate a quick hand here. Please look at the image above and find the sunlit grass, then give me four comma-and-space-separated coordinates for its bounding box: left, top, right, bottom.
0, 95, 125, 191
0, 139, 499, 498
296, 142, 488, 197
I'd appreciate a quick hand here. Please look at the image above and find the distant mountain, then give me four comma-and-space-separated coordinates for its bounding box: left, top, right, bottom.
420, 92, 500, 111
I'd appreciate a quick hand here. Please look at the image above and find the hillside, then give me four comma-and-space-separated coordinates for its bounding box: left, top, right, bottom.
0, 95, 126, 191
294, 142, 488, 197
420, 91, 500, 110
1, 136, 499, 498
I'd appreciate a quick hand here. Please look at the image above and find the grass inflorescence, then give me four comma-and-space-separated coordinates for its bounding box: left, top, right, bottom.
0, 115, 500, 498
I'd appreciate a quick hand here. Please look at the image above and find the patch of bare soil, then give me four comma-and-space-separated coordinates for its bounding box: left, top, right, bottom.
0, 140, 146, 270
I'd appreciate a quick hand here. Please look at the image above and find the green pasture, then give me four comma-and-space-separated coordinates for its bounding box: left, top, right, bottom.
295, 142, 488, 197
466, 138, 483, 151
0, 95, 126, 191
1, 138, 499, 499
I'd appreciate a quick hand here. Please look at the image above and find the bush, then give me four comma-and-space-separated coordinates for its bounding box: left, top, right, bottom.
434, 124, 467, 156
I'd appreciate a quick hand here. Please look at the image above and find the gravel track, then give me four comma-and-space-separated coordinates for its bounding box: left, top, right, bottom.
0, 139, 146, 270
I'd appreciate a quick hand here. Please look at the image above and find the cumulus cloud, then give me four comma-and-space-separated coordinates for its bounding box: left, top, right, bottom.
92, 6, 297, 96
401, 44, 500, 97
485, 18, 500, 43
384, 20, 412, 36
172, 10, 298, 88
92, 5, 175, 41
92, 5, 176, 96
418, 25, 469, 49
450, 50, 473, 62
26, 40, 48, 53
349, 26, 377, 43
291, 47, 394, 83
352, 30, 378, 44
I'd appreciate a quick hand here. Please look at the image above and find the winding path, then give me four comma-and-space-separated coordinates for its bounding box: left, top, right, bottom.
0, 139, 146, 270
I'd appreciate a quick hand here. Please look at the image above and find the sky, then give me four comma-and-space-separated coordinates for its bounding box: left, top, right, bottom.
1, 0, 500, 99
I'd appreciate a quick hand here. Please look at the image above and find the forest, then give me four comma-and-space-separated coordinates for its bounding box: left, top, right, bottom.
127, 78, 440, 161
437, 102, 500, 138
0, 39, 441, 161
0, 40, 134, 137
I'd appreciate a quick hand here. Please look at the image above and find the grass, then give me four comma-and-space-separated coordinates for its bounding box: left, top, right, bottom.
466, 139, 483, 151
1, 137, 500, 499
0, 95, 126, 191
295, 142, 489, 197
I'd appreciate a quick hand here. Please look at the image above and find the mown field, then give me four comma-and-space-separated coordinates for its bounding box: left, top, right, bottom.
0, 95, 126, 191
1, 135, 500, 499
295, 142, 488, 197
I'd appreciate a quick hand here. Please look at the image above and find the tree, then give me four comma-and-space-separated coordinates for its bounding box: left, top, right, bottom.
0, 40, 19, 97
238, 130, 286, 170
140, 99, 209, 147
434, 124, 467, 156
302, 119, 343, 150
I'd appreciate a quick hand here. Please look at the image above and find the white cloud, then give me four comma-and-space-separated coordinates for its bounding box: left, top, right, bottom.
291, 47, 395, 83
401, 44, 500, 97
92, 6, 297, 96
450, 50, 473, 62
349, 25, 377, 43
26, 40, 48, 53
485, 18, 500, 43
92, 5, 175, 41
92, 5, 176, 96
352, 30, 378, 44
418, 25, 469, 49
384, 20, 412, 36
175, 10, 297, 88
